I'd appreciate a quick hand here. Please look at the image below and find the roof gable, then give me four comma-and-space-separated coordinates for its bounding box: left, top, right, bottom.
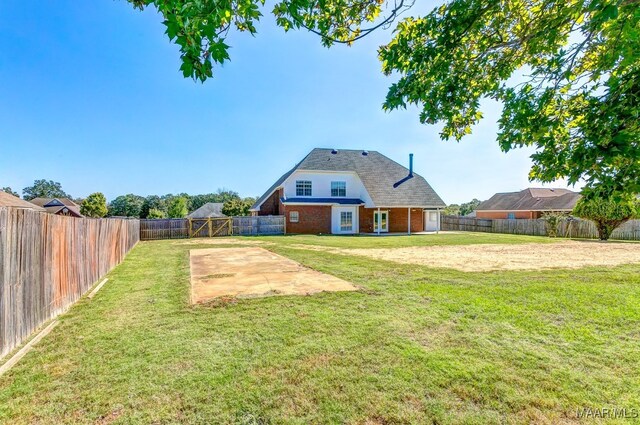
252, 148, 445, 209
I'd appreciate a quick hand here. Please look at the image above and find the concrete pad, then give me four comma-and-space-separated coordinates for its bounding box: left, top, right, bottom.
189, 247, 357, 303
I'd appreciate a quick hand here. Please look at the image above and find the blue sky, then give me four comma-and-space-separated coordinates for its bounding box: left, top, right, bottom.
0, 1, 579, 204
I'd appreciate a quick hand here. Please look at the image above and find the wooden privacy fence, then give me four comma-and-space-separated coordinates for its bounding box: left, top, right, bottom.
139, 216, 285, 240
139, 218, 188, 240
0, 208, 139, 358
441, 215, 640, 240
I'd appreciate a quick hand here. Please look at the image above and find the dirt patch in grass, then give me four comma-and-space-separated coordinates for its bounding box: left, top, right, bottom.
290, 240, 640, 272
189, 247, 357, 303
173, 238, 271, 246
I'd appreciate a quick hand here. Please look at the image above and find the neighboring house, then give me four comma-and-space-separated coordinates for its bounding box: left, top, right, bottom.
476, 188, 580, 219
250, 148, 446, 234
29, 197, 83, 217
0, 191, 46, 211
187, 202, 226, 219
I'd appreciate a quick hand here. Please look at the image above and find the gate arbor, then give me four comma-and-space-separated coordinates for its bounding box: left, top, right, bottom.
188, 218, 232, 238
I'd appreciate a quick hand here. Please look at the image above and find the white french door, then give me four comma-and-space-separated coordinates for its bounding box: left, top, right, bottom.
373, 211, 389, 232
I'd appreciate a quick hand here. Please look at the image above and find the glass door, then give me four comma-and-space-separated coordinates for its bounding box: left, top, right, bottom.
373, 211, 388, 232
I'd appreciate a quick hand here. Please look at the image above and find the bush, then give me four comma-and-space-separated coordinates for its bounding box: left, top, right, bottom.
541, 211, 568, 237
147, 208, 166, 219
573, 196, 640, 240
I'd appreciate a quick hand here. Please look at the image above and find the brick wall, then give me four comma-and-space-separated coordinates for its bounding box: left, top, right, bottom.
258, 188, 283, 216
359, 207, 424, 233
284, 205, 332, 234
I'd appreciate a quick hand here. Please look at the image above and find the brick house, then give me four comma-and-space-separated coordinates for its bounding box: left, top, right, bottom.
250, 148, 446, 234
475, 188, 580, 219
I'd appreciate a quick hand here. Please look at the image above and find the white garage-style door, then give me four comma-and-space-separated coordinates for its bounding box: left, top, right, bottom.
331, 206, 358, 234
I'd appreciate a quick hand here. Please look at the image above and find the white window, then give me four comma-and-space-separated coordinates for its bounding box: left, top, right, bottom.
296, 180, 312, 196
290, 211, 299, 223
340, 211, 353, 231
331, 181, 346, 197
507, 212, 516, 219
429, 212, 437, 222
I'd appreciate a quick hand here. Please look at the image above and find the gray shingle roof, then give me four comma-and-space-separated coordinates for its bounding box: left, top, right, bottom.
187, 202, 226, 218
252, 148, 445, 209
477, 188, 580, 211
0, 191, 46, 211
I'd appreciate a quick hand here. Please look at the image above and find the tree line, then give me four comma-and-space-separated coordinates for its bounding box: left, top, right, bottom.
2, 180, 256, 219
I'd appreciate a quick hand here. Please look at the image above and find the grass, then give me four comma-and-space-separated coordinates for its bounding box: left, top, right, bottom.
1, 234, 639, 424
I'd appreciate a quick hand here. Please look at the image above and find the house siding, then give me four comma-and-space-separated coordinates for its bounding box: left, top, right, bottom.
283, 205, 332, 234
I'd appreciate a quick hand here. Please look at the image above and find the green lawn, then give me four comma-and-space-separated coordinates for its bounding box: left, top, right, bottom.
1, 234, 639, 424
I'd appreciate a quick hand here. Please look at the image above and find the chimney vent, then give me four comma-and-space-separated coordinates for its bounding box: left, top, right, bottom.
409, 153, 414, 176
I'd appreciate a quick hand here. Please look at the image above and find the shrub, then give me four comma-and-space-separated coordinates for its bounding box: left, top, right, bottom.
541, 211, 568, 237
573, 196, 640, 240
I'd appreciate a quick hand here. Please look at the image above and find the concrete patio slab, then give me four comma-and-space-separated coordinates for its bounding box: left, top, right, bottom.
189, 247, 357, 303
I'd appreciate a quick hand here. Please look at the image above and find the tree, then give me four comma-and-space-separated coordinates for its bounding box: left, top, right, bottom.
443, 199, 480, 216
147, 208, 166, 219
23, 179, 71, 200
80, 193, 108, 218
167, 197, 189, 218
443, 204, 460, 216
222, 197, 255, 216
1, 187, 19, 197
108, 194, 145, 217
128, 0, 640, 198
189, 189, 241, 211
573, 196, 640, 240
140, 195, 167, 218
459, 199, 481, 216
380, 1, 640, 199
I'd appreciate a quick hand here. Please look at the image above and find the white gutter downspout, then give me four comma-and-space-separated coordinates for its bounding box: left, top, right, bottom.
437, 208, 440, 234
377, 207, 381, 235
408, 208, 411, 235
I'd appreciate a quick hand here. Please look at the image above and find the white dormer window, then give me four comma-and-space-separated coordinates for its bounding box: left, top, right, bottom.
331, 181, 346, 197
296, 180, 312, 196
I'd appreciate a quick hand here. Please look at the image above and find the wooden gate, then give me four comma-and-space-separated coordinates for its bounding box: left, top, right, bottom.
188, 218, 232, 238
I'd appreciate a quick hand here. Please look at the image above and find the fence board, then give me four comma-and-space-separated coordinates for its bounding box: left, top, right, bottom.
0, 208, 139, 357
441, 215, 640, 240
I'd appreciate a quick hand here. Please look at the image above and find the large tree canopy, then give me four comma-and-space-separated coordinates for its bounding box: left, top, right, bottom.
22, 179, 71, 201
129, 0, 639, 198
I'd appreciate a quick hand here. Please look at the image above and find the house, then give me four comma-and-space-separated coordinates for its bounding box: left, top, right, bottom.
0, 191, 46, 211
29, 197, 83, 217
250, 148, 446, 234
475, 188, 580, 219
187, 202, 226, 219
